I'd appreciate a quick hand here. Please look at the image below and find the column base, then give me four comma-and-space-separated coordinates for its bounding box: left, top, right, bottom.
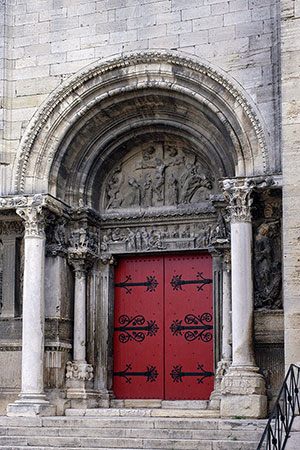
209, 359, 231, 410
7, 394, 56, 417
220, 365, 267, 418
66, 380, 99, 409
98, 389, 115, 408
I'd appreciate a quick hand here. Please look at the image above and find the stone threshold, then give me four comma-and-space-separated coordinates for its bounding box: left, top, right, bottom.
65, 405, 220, 418
110, 399, 209, 409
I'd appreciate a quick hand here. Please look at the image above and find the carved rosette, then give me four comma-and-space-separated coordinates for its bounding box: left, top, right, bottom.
222, 179, 253, 224
16, 206, 46, 238
66, 361, 94, 381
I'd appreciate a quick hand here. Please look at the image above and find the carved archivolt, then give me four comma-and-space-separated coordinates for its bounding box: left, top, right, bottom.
13, 51, 270, 197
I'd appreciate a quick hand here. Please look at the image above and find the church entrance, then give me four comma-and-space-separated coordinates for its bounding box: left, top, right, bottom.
113, 254, 214, 400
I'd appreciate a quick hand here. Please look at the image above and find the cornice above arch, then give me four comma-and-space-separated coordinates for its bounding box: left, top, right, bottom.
13, 50, 271, 196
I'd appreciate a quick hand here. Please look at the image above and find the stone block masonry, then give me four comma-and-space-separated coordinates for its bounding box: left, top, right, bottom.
0, 0, 281, 196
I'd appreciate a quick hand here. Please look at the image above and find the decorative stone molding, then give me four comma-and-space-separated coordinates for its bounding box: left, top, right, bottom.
0, 194, 69, 216
14, 51, 270, 193
0, 221, 23, 235
66, 361, 94, 381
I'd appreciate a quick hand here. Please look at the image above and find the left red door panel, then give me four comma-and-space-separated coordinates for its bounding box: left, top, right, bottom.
113, 256, 164, 399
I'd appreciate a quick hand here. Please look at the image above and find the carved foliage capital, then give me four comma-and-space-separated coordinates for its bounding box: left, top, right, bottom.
66, 361, 94, 381
68, 251, 93, 277
16, 205, 46, 238
222, 179, 253, 223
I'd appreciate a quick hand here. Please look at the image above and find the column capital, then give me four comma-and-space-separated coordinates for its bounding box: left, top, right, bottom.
66, 361, 94, 381
68, 250, 94, 277
16, 205, 46, 238
221, 178, 253, 223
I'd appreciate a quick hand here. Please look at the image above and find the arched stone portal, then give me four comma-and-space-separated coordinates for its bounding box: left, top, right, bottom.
3, 51, 277, 418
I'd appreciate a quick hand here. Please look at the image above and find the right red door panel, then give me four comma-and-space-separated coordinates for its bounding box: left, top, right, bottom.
113, 253, 214, 400
164, 254, 214, 400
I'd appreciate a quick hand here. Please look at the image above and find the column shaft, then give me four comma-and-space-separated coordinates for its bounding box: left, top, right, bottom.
231, 221, 254, 366
222, 265, 231, 361
73, 271, 87, 362
21, 234, 45, 396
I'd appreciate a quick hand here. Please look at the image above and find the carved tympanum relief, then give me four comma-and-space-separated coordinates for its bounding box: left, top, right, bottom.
103, 144, 215, 211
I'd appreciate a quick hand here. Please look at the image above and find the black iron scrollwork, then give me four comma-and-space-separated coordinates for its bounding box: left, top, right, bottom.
170, 272, 212, 292
170, 312, 213, 342
170, 363, 214, 384
115, 274, 159, 294
114, 364, 158, 383
114, 314, 159, 343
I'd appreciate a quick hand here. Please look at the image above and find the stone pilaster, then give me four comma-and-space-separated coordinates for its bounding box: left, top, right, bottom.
209, 250, 232, 410
66, 247, 98, 408
7, 204, 54, 416
96, 256, 115, 407
220, 178, 267, 418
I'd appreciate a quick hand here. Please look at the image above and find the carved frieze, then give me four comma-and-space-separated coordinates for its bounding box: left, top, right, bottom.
103, 144, 215, 211
100, 220, 229, 255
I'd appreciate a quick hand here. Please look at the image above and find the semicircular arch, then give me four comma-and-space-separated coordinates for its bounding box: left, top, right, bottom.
12, 50, 271, 207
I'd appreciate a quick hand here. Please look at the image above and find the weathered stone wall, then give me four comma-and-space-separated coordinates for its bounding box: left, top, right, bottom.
281, 0, 300, 370
0, 0, 281, 196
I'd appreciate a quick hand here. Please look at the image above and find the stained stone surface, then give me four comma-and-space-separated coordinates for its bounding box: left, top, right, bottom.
0, 0, 295, 419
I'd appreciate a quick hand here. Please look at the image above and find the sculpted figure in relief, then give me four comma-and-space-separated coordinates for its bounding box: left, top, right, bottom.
141, 173, 153, 208
153, 158, 167, 202
128, 177, 141, 206
106, 165, 124, 209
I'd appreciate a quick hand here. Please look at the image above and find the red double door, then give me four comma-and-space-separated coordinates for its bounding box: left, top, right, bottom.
113, 254, 214, 400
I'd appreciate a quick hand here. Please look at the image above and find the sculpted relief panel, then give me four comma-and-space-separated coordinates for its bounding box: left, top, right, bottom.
100, 217, 229, 255
102, 144, 216, 211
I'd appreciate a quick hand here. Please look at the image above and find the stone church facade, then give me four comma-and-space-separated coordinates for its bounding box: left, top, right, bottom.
0, 0, 298, 418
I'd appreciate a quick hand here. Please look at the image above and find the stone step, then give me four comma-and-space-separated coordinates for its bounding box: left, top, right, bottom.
0, 435, 257, 449
0, 415, 266, 450
0, 443, 259, 450
65, 408, 219, 418
0, 425, 263, 441
0, 415, 267, 431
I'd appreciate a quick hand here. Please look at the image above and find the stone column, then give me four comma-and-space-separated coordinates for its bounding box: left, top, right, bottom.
96, 257, 115, 407
221, 251, 232, 364
220, 178, 267, 418
7, 205, 54, 416
209, 250, 232, 410
66, 251, 98, 408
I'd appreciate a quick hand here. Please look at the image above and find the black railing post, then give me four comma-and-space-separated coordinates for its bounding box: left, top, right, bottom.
257, 364, 300, 450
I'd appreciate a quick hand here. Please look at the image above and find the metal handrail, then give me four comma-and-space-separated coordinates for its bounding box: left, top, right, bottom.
257, 364, 300, 450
